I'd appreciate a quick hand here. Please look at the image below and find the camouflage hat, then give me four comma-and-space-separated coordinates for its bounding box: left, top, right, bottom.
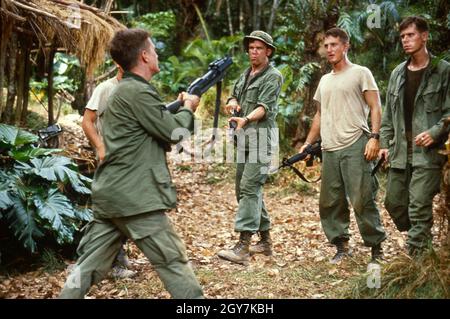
243, 30, 276, 58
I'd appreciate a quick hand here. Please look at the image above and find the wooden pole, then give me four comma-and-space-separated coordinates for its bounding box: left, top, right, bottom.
21, 45, 31, 124
3, 32, 18, 124
0, 11, 12, 119
47, 46, 56, 125
14, 45, 24, 124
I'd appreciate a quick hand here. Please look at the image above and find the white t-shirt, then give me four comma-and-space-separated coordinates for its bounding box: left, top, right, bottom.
313, 64, 378, 151
85, 77, 119, 136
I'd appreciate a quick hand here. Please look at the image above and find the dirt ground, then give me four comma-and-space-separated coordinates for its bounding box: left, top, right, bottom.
0, 116, 447, 299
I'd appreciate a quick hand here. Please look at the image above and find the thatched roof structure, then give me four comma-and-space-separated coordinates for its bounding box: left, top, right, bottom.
1, 0, 125, 76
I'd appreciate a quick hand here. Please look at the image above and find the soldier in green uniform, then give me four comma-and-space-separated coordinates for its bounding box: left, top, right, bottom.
380, 17, 450, 256
300, 28, 386, 264
217, 31, 283, 265
59, 29, 204, 299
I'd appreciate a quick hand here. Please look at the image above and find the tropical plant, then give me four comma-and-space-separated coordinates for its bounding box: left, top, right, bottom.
0, 124, 92, 253
131, 10, 177, 60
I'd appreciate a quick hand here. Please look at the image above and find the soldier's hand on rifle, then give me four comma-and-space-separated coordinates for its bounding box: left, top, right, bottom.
228, 116, 248, 130
365, 138, 380, 161
225, 98, 241, 114
379, 149, 389, 162
181, 92, 200, 112
298, 142, 312, 161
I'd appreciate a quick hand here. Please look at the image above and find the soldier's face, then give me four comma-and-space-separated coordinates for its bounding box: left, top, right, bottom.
247, 40, 271, 66
324, 36, 349, 65
143, 38, 160, 75
400, 24, 428, 55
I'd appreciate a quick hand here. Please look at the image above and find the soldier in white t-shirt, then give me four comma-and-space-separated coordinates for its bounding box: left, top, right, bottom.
300, 28, 386, 264
83, 69, 121, 162
82, 67, 136, 279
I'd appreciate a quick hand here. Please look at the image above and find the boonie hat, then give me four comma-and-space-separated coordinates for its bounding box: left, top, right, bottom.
243, 30, 276, 58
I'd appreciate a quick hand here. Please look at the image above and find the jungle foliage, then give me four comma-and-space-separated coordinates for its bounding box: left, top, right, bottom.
0, 124, 92, 253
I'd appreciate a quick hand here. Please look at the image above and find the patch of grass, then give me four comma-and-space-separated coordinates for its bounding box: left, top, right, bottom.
343, 247, 450, 298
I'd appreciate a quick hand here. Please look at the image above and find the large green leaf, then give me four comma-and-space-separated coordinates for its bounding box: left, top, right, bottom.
10, 146, 62, 162
16, 156, 92, 194
0, 124, 18, 147
34, 188, 76, 244
6, 195, 44, 253
15, 129, 39, 146
74, 206, 93, 222
0, 185, 13, 211
0, 171, 14, 211
0, 124, 38, 147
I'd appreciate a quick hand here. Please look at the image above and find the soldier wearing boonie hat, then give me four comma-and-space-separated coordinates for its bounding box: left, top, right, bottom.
218, 31, 283, 265
243, 30, 276, 58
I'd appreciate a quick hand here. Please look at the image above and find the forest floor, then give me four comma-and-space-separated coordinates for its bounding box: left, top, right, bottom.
0, 113, 447, 299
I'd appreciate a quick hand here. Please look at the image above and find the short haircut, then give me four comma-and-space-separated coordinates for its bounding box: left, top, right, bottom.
109, 29, 150, 71
325, 27, 349, 44
399, 16, 429, 33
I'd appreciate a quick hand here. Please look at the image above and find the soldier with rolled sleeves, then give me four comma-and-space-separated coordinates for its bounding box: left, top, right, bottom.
379, 16, 450, 256
59, 28, 204, 299
217, 31, 283, 265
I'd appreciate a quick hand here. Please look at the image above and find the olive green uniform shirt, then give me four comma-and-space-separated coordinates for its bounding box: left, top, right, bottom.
380, 56, 450, 169
92, 72, 194, 218
230, 64, 283, 154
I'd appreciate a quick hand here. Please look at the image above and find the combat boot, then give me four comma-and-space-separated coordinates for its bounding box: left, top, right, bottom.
330, 240, 353, 264
370, 243, 383, 263
249, 230, 272, 256
217, 231, 253, 265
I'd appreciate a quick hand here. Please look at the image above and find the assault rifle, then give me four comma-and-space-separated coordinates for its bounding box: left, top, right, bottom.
371, 156, 385, 176
166, 56, 233, 113
269, 140, 322, 183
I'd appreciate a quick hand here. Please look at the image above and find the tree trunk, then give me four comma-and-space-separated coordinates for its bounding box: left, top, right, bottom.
0, 13, 13, 119
239, 1, 244, 33
47, 46, 56, 125
225, 0, 233, 35
3, 32, 18, 124
21, 45, 31, 124
267, 0, 280, 33
252, 1, 257, 30
14, 45, 24, 124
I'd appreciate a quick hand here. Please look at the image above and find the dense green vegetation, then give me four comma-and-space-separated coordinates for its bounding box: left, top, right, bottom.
0, 124, 92, 253
1, 0, 449, 254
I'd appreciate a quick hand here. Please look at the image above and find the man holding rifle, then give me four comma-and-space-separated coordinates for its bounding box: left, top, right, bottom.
59, 28, 203, 298
217, 31, 283, 265
300, 28, 386, 264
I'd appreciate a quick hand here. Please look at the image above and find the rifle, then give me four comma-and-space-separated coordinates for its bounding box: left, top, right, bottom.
166, 56, 233, 113
371, 156, 385, 176
269, 140, 322, 183
37, 123, 63, 148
